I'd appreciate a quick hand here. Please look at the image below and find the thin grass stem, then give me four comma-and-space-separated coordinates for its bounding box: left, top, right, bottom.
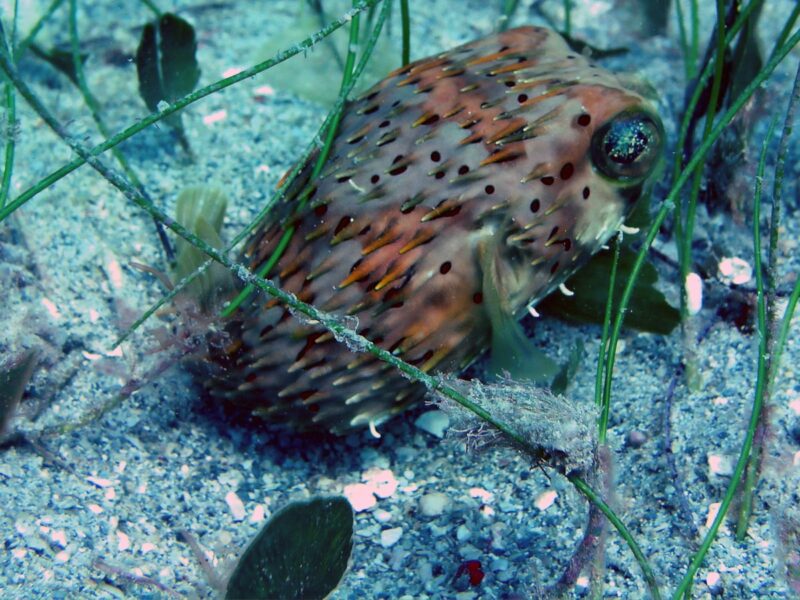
68, 0, 172, 259
117, 0, 392, 343
767, 1, 800, 63
221, 0, 384, 318
595, 233, 620, 443
498, 0, 518, 32
138, 0, 162, 18
674, 0, 692, 80
670, 0, 761, 291
678, 0, 727, 316
672, 117, 777, 600
569, 475, 661, 599
736, 56, 800, 539
689, 0, 699, 77
0, 0, 17, 209
399, 0, 410, 66
13, 0, 65, 58
0, 0, 382, 224
599, 24, 800, 449
563, 0, 572, 38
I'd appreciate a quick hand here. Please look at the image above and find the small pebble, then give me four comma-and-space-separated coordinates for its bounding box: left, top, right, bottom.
374, 509, 392, 523
419, 492, 450, 516
225, 491, 246, 521
380, 527, 403, 548
414, 410, 450, 438
708, 454, 734, 476
626, 430, 647, 448
456, 524, 471, 542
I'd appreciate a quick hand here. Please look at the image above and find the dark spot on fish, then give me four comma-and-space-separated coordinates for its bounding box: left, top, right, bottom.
582, 186, 591, 199
567, 55, 576, 59
371, 174, 380, 184
473, 292, 483, 304
548, 226, 559, 241
517, 93, 528, 103
245, 372, 257, 383
550, 261, 559, 274
389, 155, 408, 176
485, 184, 495, 195
541, 176, 555, 186
349, 258, 363, 273
314, 204, 328, 217
379, 120, 391, 128
363, 104, 379, 115
259, 324, 274, 338
562, 238, 572, 251
439, 261, 452, 274
431, 150, 441, 162
295, 333, 322, 362
577, 113, 592, 127
498, 45, 510, 52
504, 80, 516, 87
458, 165, 470, 175
530, 198, 540, 212
411, 349, 435, 366
435, 171, 446, 179
335, 215, 354, 234
358, 225, 371, 236
560, 162, 574, 180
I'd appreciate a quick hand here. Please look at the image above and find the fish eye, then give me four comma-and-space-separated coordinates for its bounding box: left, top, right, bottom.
590, 111, 663, 182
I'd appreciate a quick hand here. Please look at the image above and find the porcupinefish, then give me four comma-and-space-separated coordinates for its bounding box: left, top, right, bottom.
205, 26, 663, 434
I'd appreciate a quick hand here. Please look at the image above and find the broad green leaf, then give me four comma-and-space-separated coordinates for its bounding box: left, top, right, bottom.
135, 12, 200, 151
225, 496, 354, 600
538, 248, 680, 335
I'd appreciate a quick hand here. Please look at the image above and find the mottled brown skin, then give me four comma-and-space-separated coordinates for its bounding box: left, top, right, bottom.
206, 26, 662, 434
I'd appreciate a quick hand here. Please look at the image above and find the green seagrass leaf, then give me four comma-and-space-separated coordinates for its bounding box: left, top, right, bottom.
136, 13, 200, 111
538, 248, 680, 335
225, 496, 354, 600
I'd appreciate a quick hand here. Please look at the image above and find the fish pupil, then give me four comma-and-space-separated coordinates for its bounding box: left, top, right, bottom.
591, 111, 663, 181
603, 121, 650, 165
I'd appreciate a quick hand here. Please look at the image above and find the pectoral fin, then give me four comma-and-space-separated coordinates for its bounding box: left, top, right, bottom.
478, 237, 557, 384
174, 185, 234, 311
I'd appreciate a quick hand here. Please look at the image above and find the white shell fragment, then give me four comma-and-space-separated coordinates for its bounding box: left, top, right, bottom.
717, 257, 752, 285
380, 527, 403, 547
685, 272, 703, 315
414, 410, 450, 438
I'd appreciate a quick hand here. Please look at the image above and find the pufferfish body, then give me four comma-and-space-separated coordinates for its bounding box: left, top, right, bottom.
205, 26, 663, 434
